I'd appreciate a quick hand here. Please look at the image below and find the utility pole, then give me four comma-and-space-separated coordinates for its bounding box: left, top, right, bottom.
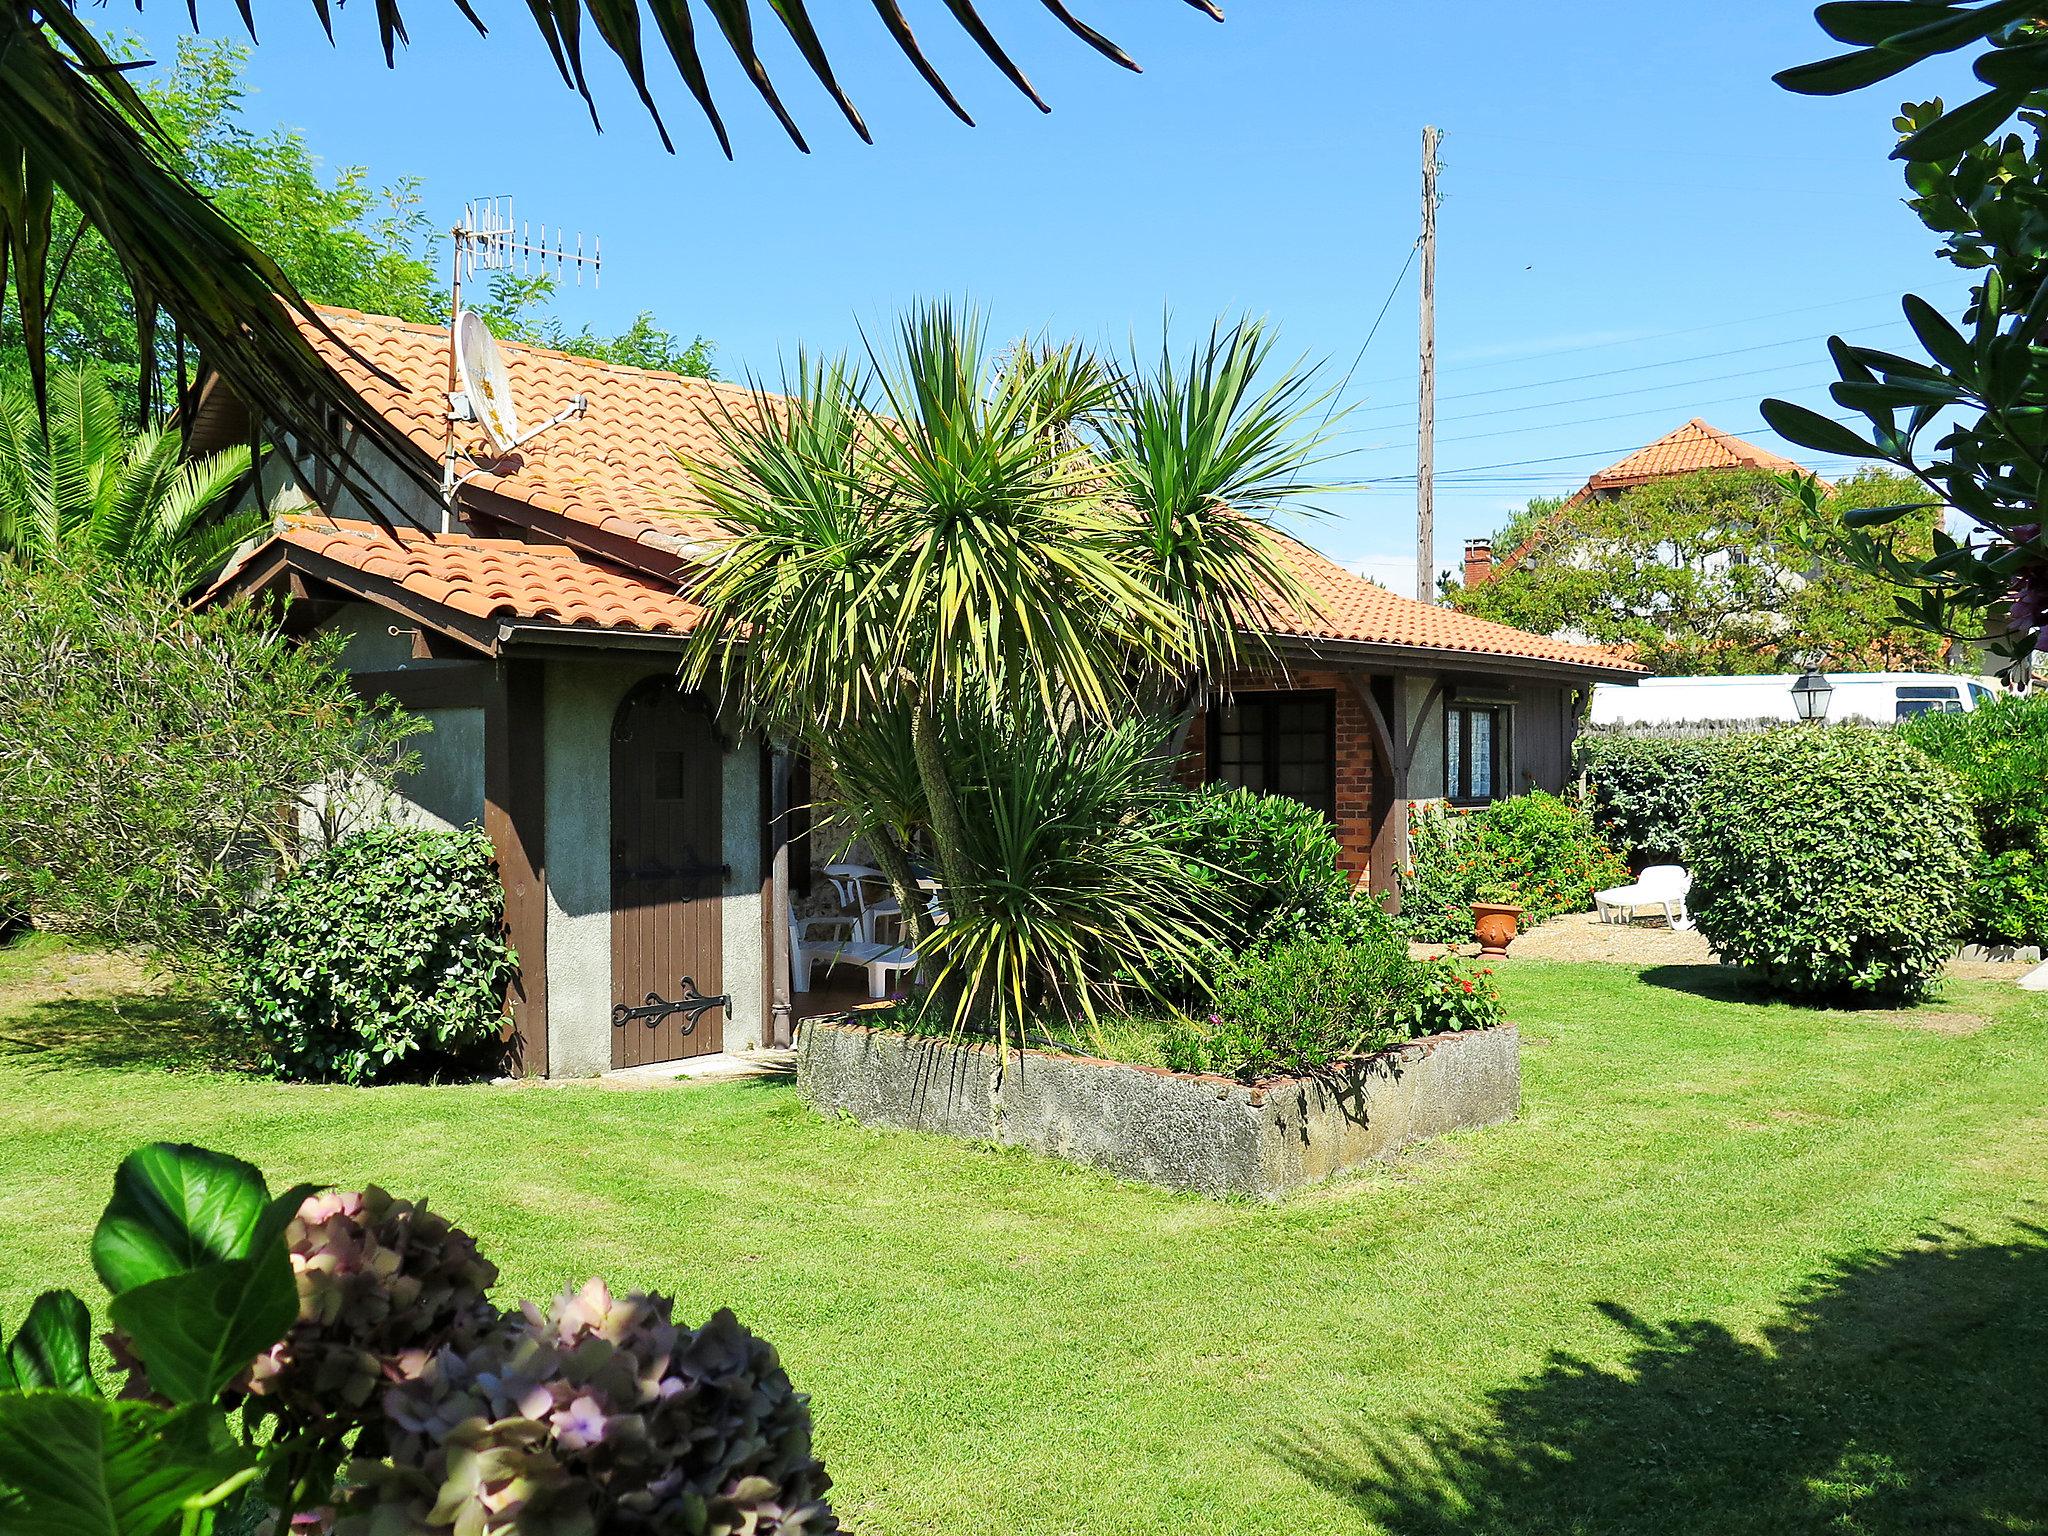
1416, 124, 1441, 603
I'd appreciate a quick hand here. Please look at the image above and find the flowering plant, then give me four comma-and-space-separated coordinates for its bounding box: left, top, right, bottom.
1397, 955, 1505, 1035
0, 1144, 835, 1536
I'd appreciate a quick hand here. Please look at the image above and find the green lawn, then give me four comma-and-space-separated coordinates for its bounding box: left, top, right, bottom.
3, 935, 2046, 1534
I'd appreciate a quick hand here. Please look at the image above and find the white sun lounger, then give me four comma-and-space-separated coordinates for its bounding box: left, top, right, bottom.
1595, 864, 1693, 930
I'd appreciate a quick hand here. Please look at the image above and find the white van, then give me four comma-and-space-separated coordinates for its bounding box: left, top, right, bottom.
1589, 671, 2002, 729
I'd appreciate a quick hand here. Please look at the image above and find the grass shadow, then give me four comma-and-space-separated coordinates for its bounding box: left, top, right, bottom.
0, 991, 256, 1075
1635, 962, 1777, 1004
1276, 1221, 2048, 1534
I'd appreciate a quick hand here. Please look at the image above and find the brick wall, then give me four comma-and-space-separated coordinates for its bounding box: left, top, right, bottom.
1180, 668, 1382, 888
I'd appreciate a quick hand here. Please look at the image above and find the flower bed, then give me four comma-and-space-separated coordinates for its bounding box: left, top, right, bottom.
793, 1017, 1519, 1200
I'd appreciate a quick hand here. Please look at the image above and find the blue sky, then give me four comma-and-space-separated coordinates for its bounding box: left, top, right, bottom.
155, 2, 1978, 592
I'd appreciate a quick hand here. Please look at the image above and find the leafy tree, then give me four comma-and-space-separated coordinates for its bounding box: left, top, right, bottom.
678, 304, 1333, 1038
0, 557, 422, 973
1766, 2, 2048, 659
2, 37, 713, 421
0, 363, 253, 583
0, 3, 1219, 521
1445, 467, 1954, 672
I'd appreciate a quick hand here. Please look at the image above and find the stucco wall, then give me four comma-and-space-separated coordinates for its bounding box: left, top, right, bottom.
543, 658, 620, 1078
309, 604, 484, 836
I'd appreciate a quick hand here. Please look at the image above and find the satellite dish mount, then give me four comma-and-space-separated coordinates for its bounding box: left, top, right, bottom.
440, 196, 602, 528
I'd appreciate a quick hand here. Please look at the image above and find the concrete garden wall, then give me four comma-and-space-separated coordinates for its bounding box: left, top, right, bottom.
794, 1020, 1520, 1199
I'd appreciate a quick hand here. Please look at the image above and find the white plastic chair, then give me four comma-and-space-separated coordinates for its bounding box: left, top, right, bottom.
1595, 864, 1693, 930
858, 882, 947, 944
789, 905, 919, 999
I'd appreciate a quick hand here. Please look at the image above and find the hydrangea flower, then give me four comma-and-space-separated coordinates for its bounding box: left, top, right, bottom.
247, 1186, 500, 1418
340, 1278, 836, 1535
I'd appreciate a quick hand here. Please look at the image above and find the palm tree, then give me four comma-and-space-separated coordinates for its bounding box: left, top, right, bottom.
0, 3, 1224, 524
0, 364, 254, 585
678, 302, 1339, 1033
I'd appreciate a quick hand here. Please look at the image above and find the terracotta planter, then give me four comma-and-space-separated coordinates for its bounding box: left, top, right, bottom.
1472, 902, 1524, 958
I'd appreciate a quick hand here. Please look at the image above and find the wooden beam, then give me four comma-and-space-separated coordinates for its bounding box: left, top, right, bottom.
1342, 671, 1407, 903
485, 660, 548, 1077
1402, 676, 1452, 774
761, 745, 794, 1049
348, 663, 493, 712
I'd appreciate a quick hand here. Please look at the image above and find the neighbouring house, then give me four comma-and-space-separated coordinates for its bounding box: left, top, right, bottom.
1458, 417, 1818, 590
196, 308, 1640, 1077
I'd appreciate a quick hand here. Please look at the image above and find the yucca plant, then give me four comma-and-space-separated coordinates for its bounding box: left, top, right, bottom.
0, 363, 254, 585
680, 301, 1340, 1039
816, 701, 1215, 1042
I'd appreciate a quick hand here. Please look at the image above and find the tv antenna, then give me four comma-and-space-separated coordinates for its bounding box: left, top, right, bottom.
440, 196, 602, 528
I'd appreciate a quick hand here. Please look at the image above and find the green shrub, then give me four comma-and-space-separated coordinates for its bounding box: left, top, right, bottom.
223, 824, 518, 1084
1398, 791, 1628, 941
1684, 728, 1978, 1001
1900, 692, 2048, 947
1204, 933, 1419, 1081
1397, 804, 1480, 943
1396, 954, 1507, 1035
1576, 731, 1758, 864
1149, 784, 1349, 956
1972, 848, 2048, 947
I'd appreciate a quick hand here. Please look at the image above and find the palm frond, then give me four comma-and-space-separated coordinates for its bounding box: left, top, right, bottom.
1092, 316, 1350, 680
0, 362, 254, 581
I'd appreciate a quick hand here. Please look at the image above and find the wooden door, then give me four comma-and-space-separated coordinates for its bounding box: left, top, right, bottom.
610, 680, 726, 1067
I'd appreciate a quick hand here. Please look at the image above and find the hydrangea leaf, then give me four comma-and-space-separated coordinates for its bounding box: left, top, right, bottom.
0, 1393, 256, 1536
105, 1184, 315, 1407
91, 1144, 274, 1297
6, 1291, 99, 1397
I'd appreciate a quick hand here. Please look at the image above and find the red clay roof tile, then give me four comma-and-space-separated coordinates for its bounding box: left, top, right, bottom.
290, 307, 1638, 673
210, 518, 707, 638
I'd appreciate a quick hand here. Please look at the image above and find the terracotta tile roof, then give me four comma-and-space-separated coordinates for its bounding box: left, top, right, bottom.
209, 519, 705, 638
285, 308, 1637, 674
297, 306, 750, 556
1476, 419, 1825, 584
1581, 417, 1811, 495
1267, 532, 1642, 671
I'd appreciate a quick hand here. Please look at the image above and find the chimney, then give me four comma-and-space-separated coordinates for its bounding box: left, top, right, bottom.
1463, 539, 1494, 588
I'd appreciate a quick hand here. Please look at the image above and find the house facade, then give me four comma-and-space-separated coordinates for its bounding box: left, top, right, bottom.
199, 308, 1639, 1077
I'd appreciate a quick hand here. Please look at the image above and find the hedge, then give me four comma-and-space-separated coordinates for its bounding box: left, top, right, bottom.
1575, 730, 1762, 865
1899, 692, 2048, 948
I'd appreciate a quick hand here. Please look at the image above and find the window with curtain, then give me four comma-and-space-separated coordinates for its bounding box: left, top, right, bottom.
1445, 703, 1509, 805
1208, 691, 1336, 820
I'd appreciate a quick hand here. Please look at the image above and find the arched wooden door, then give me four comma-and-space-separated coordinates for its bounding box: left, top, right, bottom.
610, 680, 726, 1068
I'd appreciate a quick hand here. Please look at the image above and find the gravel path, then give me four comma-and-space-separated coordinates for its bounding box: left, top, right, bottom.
1414, 911, 2039, 983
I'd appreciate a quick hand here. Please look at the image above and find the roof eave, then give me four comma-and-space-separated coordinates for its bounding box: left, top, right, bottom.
1262, 630, 1644, 682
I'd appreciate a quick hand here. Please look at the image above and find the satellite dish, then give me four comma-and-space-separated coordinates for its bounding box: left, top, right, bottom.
454, 309, 519, 452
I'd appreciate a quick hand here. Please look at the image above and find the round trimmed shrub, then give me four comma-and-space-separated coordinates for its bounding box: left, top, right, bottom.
1683, 728, 1978, 1001
224, 824, 517, 1083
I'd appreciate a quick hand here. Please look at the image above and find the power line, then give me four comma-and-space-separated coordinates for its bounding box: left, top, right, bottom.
1358, 238, 1420, 361
1346, 287, 1964, 390
1360, 411, 1874, 483
1350, 318, 1911, 417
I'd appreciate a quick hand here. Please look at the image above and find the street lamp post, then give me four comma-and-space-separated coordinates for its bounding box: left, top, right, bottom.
1790, 668, 1834, 724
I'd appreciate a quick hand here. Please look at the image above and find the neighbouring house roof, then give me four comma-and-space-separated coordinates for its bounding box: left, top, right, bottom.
1474, 418, 1823, 587
205, 519, 707, 650
201, 307, 1640, 676
1577, 418, 1812, 497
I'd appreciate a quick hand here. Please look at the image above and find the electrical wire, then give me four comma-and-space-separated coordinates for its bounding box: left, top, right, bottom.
1345, 286, 1966, 390
1349, 318, 1913, 417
